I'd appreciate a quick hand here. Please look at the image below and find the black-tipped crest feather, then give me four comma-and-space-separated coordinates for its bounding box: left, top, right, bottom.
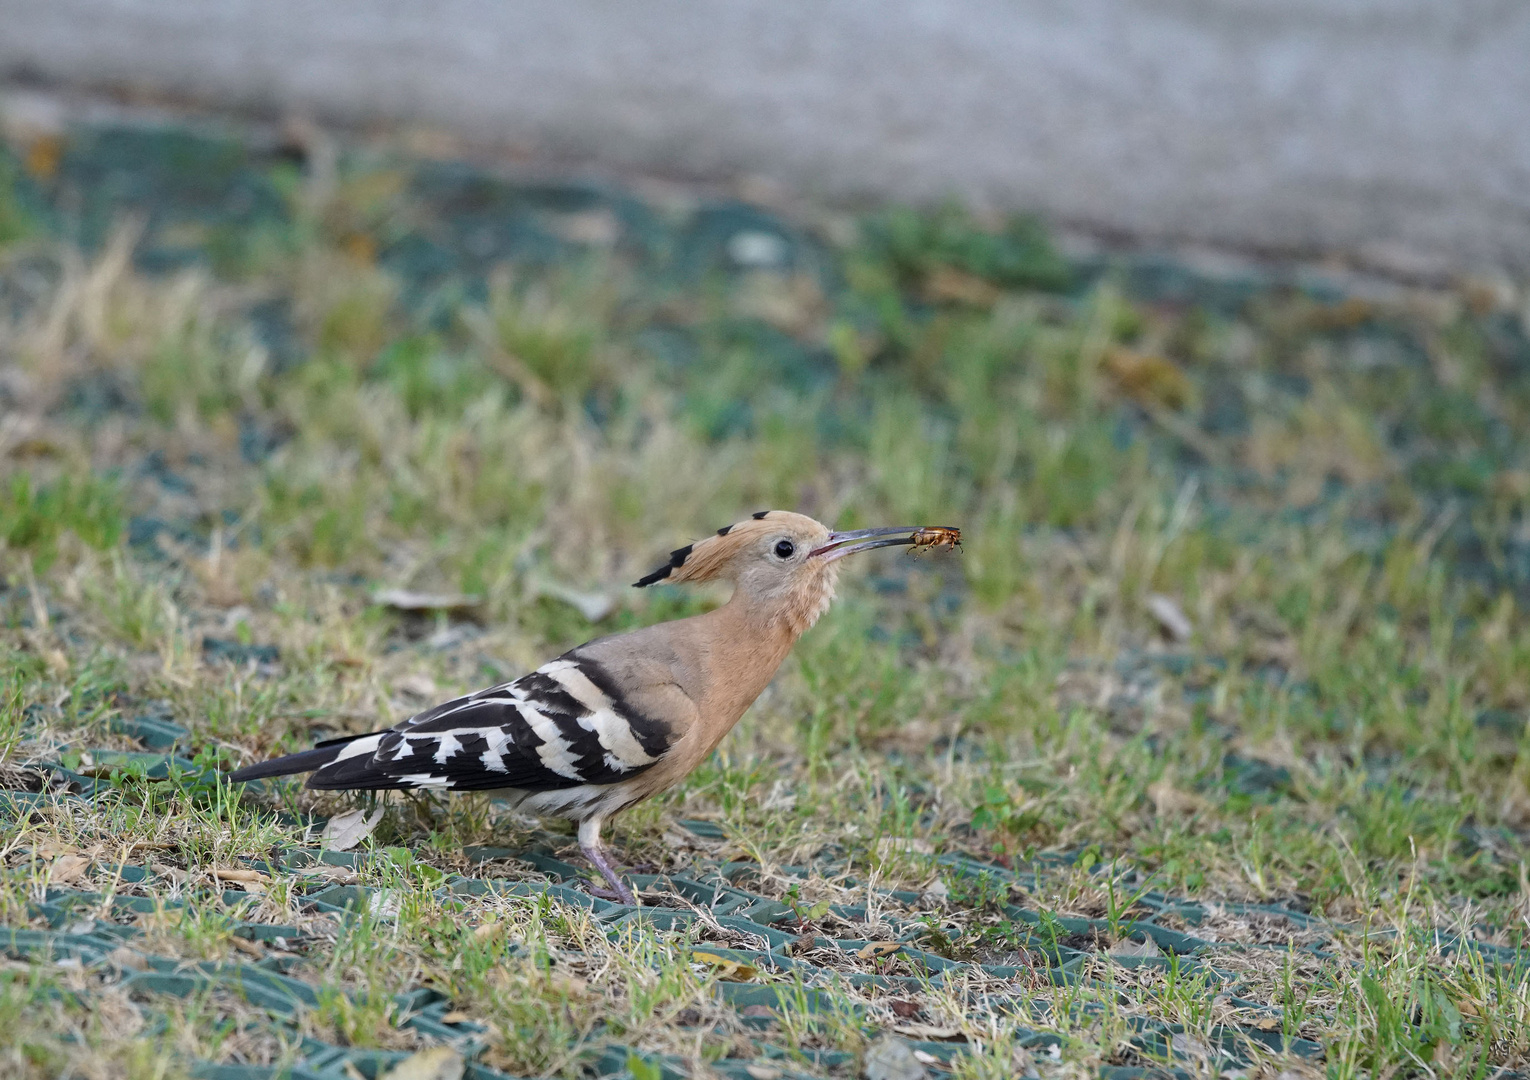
633, 543, 694, 587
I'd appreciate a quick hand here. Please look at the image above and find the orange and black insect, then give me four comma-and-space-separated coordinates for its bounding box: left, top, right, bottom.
909, 526, 962, 554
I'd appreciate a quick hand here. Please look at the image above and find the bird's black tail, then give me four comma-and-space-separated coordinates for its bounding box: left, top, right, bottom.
226, 732, 372, 783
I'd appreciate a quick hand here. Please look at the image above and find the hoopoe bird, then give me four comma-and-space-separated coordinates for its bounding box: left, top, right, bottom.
228, 511, 959, 904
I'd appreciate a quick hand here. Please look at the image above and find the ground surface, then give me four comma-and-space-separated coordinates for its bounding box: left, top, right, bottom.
2, 118, 1530, 1080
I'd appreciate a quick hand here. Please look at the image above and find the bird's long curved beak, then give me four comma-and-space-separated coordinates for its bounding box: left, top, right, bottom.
809, 526, 924, 564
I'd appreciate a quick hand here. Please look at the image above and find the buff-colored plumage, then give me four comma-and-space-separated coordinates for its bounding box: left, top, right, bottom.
231, 510, 957, 903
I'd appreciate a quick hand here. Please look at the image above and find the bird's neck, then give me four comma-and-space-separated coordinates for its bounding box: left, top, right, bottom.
691, 591, 806, 724
733, 566, 840, 640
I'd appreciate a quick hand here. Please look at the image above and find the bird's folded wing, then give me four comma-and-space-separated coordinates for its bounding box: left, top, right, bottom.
307, 652, 682, 792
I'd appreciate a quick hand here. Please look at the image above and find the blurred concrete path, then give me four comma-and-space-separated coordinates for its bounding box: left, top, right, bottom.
2, 0, 1528, 272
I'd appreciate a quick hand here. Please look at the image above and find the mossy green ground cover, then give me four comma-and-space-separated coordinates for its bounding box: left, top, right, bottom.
2, 118, 1530, 1079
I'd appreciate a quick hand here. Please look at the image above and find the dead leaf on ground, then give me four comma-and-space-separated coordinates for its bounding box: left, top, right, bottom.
691, 951, 758, 981
527, 576, 616, 622
730, 270, 827, 335
1108, 935, 1163, 959
1145, 593, 1193, 642
1105, 346, 1192, 409
543, 208, 621, 247
23, 134, 64, 181
301, 864, 358, 885
923, 265, 1000, 307
1170, 1033, 1211, 1058
48, 855, 91, 885
106, 946, 147, 971
378, 1047, 464, 1080
321, 806, 385, 851
1148, 776, 1206, 817
371, 589, 483, 614
857, 941, 904, 960
865, 1035, 927, 1080
395, 673, 439, 700
893, 1022, 965, 1041
212, 868, 270, 884
230, 937, 265, 959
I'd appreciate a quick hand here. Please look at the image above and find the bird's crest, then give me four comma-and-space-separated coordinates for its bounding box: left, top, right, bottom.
634, 510, 812, 586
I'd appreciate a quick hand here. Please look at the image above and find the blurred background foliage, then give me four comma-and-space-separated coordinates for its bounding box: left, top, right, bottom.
2, 120, 1530, 896
5, 116, 1530, 1077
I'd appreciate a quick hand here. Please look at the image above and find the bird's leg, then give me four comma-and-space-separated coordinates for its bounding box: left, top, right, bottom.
579, 817, 636, 906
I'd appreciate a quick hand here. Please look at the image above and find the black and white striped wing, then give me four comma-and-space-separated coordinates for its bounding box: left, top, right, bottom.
306, 654, 672, 792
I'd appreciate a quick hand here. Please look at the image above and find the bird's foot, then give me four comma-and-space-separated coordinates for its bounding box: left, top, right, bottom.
581, 842, 637, 906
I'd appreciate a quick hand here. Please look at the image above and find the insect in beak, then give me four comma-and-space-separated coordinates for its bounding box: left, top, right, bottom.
809, 525, 962, 563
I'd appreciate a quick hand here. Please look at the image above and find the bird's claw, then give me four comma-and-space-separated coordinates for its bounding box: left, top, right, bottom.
589, 883, 637, 905
582, 843, 638, 906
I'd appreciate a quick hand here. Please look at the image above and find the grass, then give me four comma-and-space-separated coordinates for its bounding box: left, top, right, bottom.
0, 117, 1529, 1077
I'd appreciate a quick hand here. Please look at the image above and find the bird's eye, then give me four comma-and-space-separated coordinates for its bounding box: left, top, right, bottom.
774, 539, 796, 559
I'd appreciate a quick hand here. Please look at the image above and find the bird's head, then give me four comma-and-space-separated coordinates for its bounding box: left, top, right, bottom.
635, 510, 955, 636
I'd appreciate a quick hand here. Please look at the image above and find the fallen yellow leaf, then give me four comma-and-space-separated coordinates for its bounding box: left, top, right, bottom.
24, 135, 63, 180
923, 265, 1001, 307
1105, 346, 1192, 409
856, 941, 903, 960
213, 868, 270, 884
230, 937, 265, 959
378, 1047, 463, 1080
691, 951, 758, 981
342, 233, 378, 265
